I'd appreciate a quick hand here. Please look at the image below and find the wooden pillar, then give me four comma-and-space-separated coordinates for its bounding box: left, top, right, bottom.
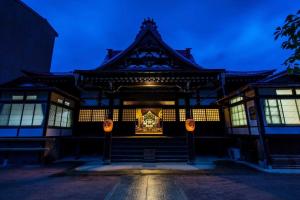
185, 92, 191, 119
185, 90, 195, 163
103, 88, 114, 164
254, 89, 270, 168
108, 93, 114, 119
175, 96, 179, 123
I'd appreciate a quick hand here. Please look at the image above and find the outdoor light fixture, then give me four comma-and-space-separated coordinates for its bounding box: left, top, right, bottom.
185, 118, 195, 132
103, 119, 113, 133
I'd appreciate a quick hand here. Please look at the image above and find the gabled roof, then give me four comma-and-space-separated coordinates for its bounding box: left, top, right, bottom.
0, 70, 78, 97
218, 69, 300, 103
258, 70, 288, 83
225, 69, 276, 77
21, 70, 74, 78
95, 18, 204, 72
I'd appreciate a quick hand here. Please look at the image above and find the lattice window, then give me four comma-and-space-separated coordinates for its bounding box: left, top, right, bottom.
162, 109, 176, 121
230, 96, 243, 104
79, 110, 92, 122
113, 109, 119, 122
230, 105, 247, 126
264, 99, 300, 125
206, 109, 220, 121
179, 109, 186, 122
92, 109, 107, 122
122, 109, 136, 121
192, 109, 206, 121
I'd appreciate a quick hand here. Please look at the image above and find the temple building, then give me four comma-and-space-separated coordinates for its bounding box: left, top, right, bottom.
0, 19, 300, 168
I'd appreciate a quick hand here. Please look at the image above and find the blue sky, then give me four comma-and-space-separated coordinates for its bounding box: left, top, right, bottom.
23, 0, 300, 72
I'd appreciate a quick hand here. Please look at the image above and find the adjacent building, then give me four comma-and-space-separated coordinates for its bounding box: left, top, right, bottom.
0, 0, 57, 84
0, 18, 299, 168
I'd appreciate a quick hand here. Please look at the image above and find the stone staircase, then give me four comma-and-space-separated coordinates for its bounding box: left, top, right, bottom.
111, 136, 188, 162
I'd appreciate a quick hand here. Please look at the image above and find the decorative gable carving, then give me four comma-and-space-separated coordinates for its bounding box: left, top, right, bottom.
98, 18, 202, 71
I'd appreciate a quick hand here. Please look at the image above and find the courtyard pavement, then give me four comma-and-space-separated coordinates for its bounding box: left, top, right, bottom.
75, 156, 216, 173
0, 161, 300, 200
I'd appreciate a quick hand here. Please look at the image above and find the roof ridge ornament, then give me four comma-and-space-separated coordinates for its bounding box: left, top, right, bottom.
136, 18, 161, 40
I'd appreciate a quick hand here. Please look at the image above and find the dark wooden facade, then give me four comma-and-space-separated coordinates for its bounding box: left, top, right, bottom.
1, 19, 299, 167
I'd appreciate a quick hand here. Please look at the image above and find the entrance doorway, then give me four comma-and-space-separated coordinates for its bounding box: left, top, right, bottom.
135, 108, 163, 135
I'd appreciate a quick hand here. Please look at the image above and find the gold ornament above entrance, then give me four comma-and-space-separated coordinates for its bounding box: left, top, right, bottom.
123, 101, 175, 106
135, 108, 163, 135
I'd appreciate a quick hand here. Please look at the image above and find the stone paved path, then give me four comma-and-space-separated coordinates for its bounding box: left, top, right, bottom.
1, 162, 300, 200
106, 176, 187, 200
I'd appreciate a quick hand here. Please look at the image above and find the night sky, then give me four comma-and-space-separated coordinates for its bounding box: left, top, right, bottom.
23, 0, 300, 72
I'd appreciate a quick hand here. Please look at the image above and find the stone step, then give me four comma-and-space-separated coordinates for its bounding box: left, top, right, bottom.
110, 158, 188, 162
111, 137, 189, 162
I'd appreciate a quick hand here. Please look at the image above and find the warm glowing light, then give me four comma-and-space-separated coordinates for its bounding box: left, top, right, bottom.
113, 109, 119, 121
122, 109, 136, 121
179, 109, 186, 122
185, 118, 195, 132
123, 101, 175, 106
92, 109, 107, 122
78, 110, 92, 122
206, 109, 220, 121
192, 109, 220, 121
103, 119, 113, 133
192, 109, 206, 121
162, 109, 176, 121
79, 109, 108, 122
135, 108, 163, 134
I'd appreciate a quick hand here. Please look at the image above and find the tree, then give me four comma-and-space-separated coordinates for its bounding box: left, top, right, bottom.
274, 10, 300, 68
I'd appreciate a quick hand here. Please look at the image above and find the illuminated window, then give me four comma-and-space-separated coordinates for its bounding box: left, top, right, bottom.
66, 110, 72, 127
78, 109, 108, 122
55, 107, 62, 126
26, 95, 37, 100
48, 105, 56, 126
8, 104, 23, 126
79, 110, 92, 122
206, 109, 220, 121
264, 99, 300, 125
264, 99, 282, 124
33, 104, 45, 126
276, 89, 293, 95
192, 109, 206, 121
230, 104, 247, 126
192, 109, 220, 121
21, 104, 34, 125
230, 96, 243, 104
162, 109, 176, 121
61, 108, 69, 127
0, 104, 11, 125
12, 95, 24, 100
0, 103, 45, 127
113, 109, 119, 121
92, 109, 107, 122
296, 89, 300, 95
57, 99, 63, 104
48, 104, 72, 127
50, 92, 74, 108
64, 101, 70, 106
122, 109, 136, 121
179, 109, 186, 122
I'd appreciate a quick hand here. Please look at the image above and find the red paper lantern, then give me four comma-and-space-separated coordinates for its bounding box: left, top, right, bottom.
185, 119, 195, 132
103, 119, 113, 133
